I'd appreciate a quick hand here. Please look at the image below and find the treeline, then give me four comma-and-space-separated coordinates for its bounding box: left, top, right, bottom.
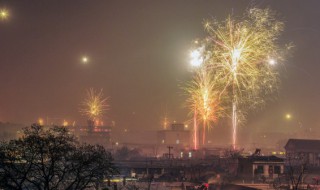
0, 124, 118, 190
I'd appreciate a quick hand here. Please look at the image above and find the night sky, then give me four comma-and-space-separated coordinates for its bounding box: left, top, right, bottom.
0, 1, 320, 142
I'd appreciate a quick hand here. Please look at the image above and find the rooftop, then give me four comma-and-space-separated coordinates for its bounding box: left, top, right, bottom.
285, 139, 320, 152
239, 155, 284, 163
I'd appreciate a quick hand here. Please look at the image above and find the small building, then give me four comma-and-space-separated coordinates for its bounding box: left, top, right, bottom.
284, 139, 320, 167
157, 123, 191, 147
238, 156, 285, 180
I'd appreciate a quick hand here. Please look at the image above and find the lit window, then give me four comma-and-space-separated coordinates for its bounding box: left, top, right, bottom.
176, 139, 180, 144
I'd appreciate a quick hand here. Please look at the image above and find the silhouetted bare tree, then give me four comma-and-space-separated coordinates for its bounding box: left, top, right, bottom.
286, 153, 308, 190
0, 124, 117, 190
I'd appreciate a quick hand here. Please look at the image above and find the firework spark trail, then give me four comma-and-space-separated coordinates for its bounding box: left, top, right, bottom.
201, 8, 285, 149
193, 108, 198, 150
80, 89, 109, 122
232, 102, 237, 150
185, 69, 223, 148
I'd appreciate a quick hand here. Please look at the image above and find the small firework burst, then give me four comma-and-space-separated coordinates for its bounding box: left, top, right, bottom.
80, 89, 109, 121
184, 69, 224, 146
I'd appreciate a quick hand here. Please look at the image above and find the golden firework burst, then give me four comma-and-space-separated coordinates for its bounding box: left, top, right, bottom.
80, 89, 109, 121
184, 69, 224, 145
204, 8, 283, 107
187, 8, 288, 149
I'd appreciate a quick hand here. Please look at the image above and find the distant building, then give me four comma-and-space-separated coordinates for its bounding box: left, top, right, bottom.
171, 123, 184, 131
113, 130, 157, 145
238, 156, 285, 180
157, 123, 191, 147
80, 125, 112, 147
284, 139, 320, 167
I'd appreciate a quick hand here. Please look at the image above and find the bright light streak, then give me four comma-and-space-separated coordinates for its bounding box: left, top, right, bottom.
193, 109, 198, 150
232, 102, 237, 150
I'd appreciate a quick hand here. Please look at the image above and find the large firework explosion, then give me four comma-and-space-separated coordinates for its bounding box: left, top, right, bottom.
80, 89, 109, 122
188, 8, 286, 149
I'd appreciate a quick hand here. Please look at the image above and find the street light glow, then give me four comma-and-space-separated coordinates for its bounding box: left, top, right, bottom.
38, 118, 44, 126
63, 120, 68, 127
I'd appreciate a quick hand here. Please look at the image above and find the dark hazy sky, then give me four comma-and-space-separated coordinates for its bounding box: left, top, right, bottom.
0, 0, 320, 137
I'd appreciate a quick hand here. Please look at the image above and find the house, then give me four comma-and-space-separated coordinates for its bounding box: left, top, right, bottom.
238, 156, 285, 180
284, 139, 320, 167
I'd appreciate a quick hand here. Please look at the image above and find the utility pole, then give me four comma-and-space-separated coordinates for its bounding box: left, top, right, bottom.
167, 146, 173, 159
